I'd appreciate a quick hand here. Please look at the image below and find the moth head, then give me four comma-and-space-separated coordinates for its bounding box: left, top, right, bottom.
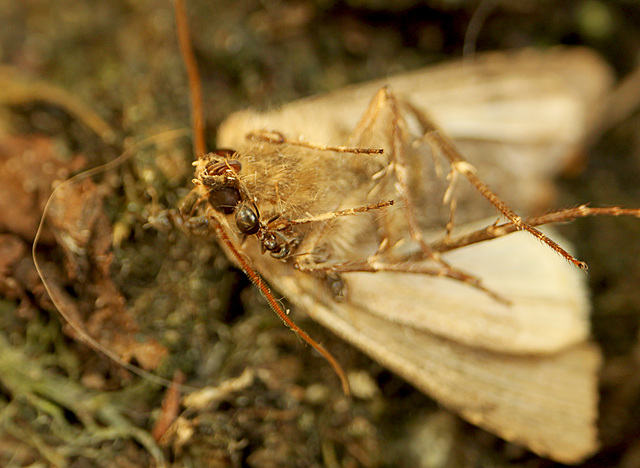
194, 149, 244, 214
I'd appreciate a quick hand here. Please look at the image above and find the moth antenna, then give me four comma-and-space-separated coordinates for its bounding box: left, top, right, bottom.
174, 0, 350, 394
175, 0, 206, 158
463, 0, 497, 58
211, 219, 351, 395
33, 130, 196, 393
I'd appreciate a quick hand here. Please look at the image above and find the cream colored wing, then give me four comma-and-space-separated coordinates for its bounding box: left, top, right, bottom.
220, 47, 611, 146
219, 47, 612, 207
347, 229, 590, 354
243, 231, 599, 464
308, 303, 600, 465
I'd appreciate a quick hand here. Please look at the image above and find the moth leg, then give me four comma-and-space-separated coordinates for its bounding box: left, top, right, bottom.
351, 87, 458, 261
246, 129, 383, 155
401, 100, 589, 270
269, 200, 394, 266
281, 201, 395, 227
346, 87, 441, 261
342, 86, 496, 291
291, 218, 507, 302
433, 205, 640, 254
295, 259, 507, 304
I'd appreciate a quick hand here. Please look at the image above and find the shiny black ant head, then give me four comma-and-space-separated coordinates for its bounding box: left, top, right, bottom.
235, 203, 260, 235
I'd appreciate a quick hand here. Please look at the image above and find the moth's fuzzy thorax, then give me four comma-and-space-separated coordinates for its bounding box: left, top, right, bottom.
233, 141, 388, 260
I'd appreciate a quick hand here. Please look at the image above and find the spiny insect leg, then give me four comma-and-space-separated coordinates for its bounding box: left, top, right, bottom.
404, 100, 589, 270
345, 86, 492, 292
432, 205, 640, 254
296, 259, 506, 304
246, 129, 384, 155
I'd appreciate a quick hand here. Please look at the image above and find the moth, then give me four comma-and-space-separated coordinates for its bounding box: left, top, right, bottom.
25, 1, 637, 465
171, 0, 625, 464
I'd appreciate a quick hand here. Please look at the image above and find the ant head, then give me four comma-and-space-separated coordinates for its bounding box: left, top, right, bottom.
235, 203, 260, 235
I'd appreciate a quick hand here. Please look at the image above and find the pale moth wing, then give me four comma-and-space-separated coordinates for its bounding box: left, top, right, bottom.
216, 48, 612, 463
220, 47, 612, 216
240, 235, 600, 464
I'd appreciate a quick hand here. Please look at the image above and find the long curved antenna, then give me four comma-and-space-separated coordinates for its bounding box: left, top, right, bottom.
463, 0, 497, 59
33, 129, 198, 393
212, 219, 350, 394
175, 0, 206, 158
173, 0, 350, 394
